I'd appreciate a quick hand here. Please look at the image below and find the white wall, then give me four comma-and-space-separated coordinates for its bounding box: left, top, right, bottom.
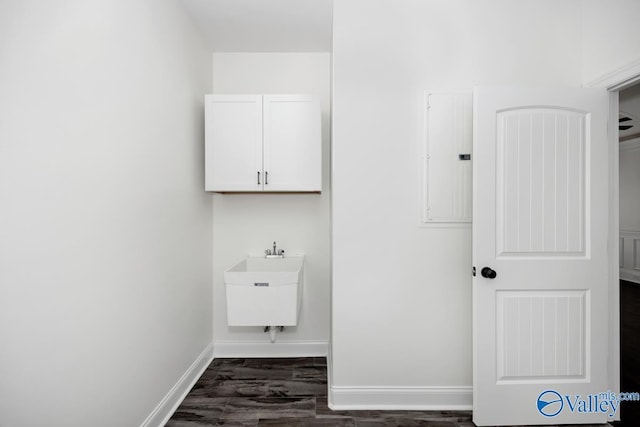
0, 1, 212, 426
211, 53, 331, 354
331, 0, 586, 406
619, 140, 640, 284
620, 84, 640, 231
620, 141, 640, 231
581, 0, 640, 83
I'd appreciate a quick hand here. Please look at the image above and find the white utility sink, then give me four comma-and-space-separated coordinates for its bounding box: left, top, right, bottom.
224, 256, 304, 327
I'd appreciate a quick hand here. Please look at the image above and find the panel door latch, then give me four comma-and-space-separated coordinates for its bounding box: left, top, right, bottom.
472, 266, 476, 277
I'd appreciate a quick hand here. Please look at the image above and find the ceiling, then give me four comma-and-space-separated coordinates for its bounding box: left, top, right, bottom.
180, 0, 333, 52
620, 84, 640, 142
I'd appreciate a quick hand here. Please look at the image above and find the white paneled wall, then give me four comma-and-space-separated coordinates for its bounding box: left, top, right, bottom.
620, 231, 640, 284
620, 140, 640, 284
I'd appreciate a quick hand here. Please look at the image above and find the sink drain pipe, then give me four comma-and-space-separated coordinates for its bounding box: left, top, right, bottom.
264, 326, 285, 343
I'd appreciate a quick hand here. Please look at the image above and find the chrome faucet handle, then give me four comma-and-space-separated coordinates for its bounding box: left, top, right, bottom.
265, 242, 284, 258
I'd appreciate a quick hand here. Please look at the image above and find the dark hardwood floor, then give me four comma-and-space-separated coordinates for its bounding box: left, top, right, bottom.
614, 280, 640, 426
165, 357, 474, 426
166, 282, 640, 426
166, 357, 615, 426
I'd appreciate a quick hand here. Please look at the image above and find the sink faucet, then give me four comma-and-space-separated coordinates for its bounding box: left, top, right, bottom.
265, 241, 285, 258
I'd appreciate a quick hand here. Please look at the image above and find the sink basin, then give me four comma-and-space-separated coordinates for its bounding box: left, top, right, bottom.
224, 256, 304, 327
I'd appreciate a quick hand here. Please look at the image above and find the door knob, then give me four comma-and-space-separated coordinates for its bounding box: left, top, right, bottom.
481, 267, 497, 279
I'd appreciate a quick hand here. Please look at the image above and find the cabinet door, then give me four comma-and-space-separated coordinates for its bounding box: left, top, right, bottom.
263, 95, 321, 192
205, 95, 263, 191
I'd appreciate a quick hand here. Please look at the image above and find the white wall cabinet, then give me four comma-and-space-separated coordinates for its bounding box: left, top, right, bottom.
205, 94, 321, 192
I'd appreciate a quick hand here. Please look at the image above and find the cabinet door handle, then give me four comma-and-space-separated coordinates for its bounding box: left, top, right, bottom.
257, 171, 261, 185
265, 171, 268, 185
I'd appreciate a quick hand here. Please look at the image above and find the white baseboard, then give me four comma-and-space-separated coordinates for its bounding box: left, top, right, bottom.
213, 340, 328, 358
141, 342, 214, 427
621, 268, 640, 285
326, 344, 334, 407
329, 385, 472, 411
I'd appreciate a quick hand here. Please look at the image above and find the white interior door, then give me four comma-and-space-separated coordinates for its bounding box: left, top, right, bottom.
473, 86, 613, 426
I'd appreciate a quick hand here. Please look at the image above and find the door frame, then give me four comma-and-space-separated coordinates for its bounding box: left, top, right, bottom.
585, 58, 640, 418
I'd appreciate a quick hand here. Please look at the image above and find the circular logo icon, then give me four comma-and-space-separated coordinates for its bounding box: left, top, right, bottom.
537, 390, 563, 417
